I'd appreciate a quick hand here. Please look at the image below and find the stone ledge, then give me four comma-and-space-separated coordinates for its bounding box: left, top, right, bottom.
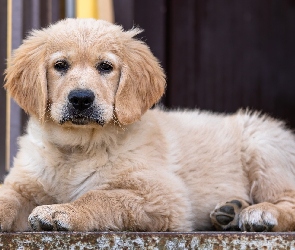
1, 232, 294, 249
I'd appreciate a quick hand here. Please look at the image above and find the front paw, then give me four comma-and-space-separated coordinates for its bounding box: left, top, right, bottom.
29, 204, 77, 231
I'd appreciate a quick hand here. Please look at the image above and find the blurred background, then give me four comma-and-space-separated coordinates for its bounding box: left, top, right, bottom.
0, 0, 295, 181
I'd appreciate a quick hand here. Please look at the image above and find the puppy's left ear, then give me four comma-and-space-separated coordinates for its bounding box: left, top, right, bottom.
115, 30, 166, 125
4, 29, 47, 122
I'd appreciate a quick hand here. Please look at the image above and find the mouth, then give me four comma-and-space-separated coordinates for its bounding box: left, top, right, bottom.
60, 115, 105, 126
71, 117, 104, 126
60, 106, 105, 126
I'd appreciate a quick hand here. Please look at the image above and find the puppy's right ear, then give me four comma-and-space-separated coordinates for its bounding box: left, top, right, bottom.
114, 29, 166, 125
4, 29, 48, 122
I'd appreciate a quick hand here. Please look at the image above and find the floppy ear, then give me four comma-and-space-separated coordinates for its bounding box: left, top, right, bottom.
114, 30, 166, 125
4, 29, 47, 122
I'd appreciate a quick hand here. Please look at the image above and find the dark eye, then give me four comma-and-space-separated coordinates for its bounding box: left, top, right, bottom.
97, 61, 113, 73
54, 60, 69, 72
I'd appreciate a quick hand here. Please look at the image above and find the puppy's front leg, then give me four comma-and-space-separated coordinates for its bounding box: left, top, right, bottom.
29, 189, 174, 231
0, 186, 36, 231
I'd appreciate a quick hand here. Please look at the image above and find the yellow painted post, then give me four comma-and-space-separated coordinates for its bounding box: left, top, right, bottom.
6, 0, 12, 172
76, 0, 99, 19
76, 0, 114, 22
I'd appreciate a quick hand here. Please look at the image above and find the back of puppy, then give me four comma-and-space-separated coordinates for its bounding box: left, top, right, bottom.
3, 18, 295, 232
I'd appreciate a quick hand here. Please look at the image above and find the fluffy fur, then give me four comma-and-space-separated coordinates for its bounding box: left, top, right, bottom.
3, 18, 295, 232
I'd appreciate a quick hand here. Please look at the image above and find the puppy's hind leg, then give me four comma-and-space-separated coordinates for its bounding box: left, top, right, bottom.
210, 194, 295, 232
238, 191, 295, 232
210, 198, 250, 231
238, 112, 295, 232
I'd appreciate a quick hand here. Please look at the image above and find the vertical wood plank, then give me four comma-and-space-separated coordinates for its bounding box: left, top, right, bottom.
23, 0, 40, 37
166, 0, 197, 108
8, 0, 24, 172
52, 0, 65, 23
0, 0, 7, 178
5, 0, 12, 173
113, 0, 134, 30
66, 0, 76, 18
98, 0, 114, 23
133, 0, 167, 70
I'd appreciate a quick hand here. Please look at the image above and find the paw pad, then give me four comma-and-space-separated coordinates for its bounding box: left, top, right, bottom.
210, 199, 250, 231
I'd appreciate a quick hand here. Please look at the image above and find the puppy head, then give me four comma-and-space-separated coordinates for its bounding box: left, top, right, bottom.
4, 19, 166, 126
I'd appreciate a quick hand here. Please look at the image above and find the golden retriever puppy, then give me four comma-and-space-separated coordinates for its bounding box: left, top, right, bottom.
3, 18, 295, 232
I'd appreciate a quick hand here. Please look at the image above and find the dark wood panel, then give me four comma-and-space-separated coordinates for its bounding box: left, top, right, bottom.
167, 0, 295, 128
114, 0, 167, 69
23, 0, 40, 36
113, 0, 134, 30
40, 0, 65, 27
166, 0, 198, 108
271, 0, 295, 125
133, 0, 167, 69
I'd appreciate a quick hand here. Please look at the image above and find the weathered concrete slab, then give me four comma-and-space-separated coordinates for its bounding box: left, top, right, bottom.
0, 232, 294, 249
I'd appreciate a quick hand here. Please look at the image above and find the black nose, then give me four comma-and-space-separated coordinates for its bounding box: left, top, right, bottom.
68, 89, 95, 111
